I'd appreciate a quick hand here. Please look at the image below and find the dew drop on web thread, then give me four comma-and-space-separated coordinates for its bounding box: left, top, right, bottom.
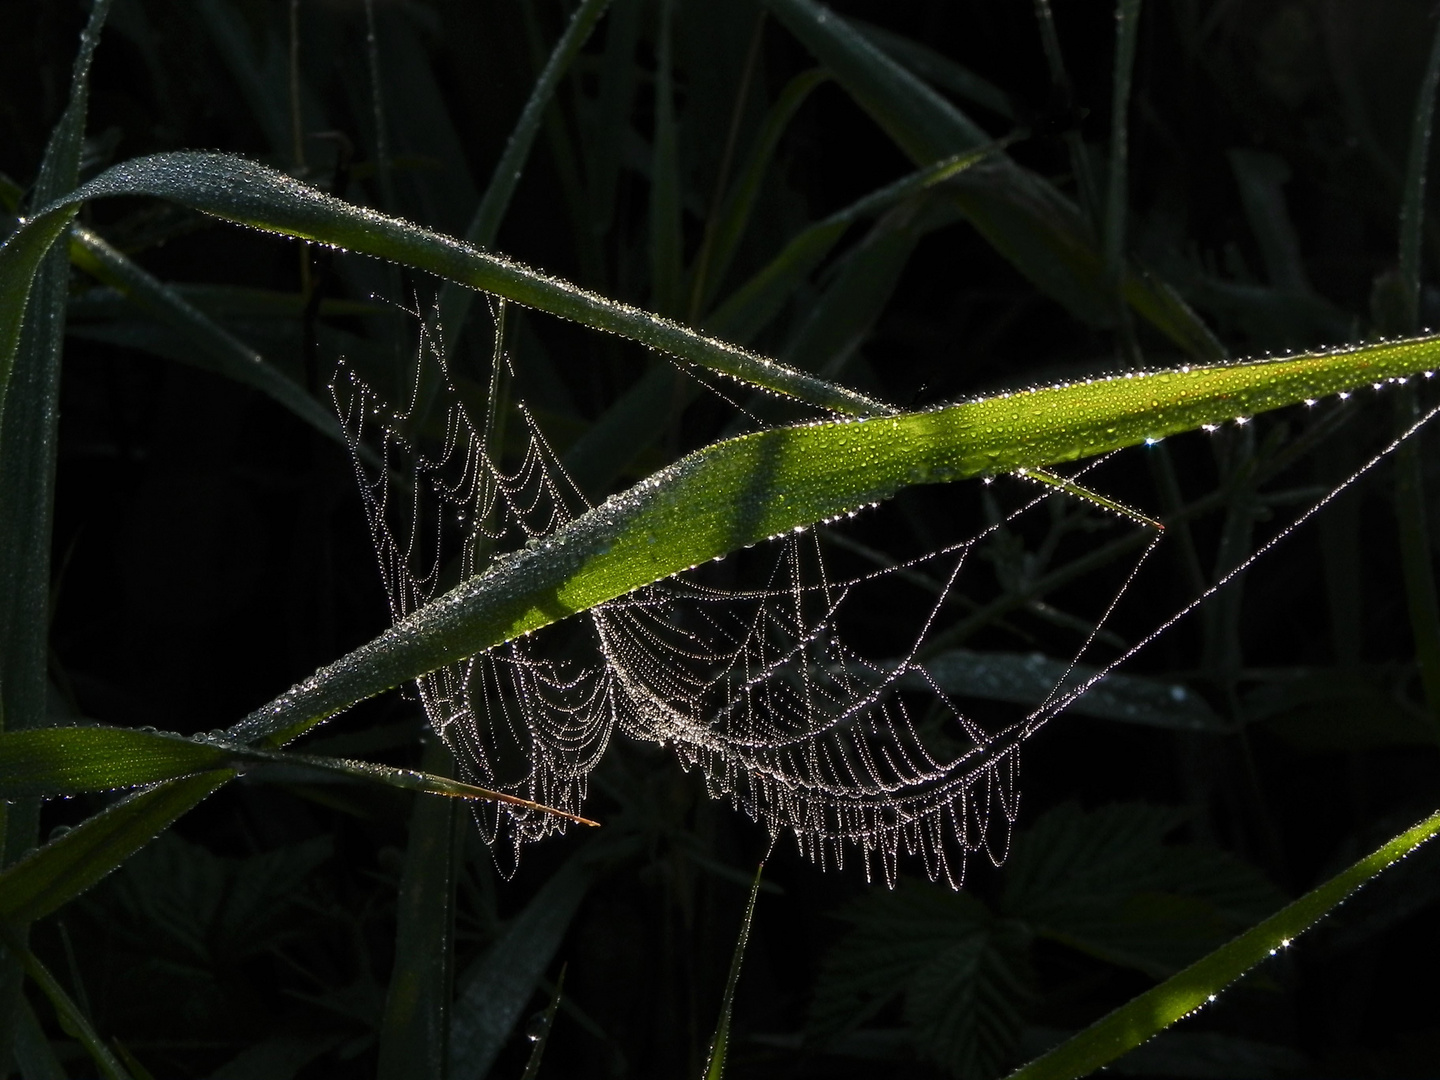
330, 309, 1438, 887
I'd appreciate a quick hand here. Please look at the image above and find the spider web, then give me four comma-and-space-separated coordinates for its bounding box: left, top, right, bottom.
333, 307, 1171, 887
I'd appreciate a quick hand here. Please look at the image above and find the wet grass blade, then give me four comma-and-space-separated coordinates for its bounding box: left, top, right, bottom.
0, 331, 1436, 924
1005, 807, 1440, 1080
0, 726, 597, 825
701, 863, 764, 1080
67, 226, 345, 444
2, 929, 133, 1080
0, 152, 891, 418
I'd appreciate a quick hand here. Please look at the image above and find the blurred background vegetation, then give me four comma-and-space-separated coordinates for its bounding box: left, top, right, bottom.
3, 0, 1440, 1077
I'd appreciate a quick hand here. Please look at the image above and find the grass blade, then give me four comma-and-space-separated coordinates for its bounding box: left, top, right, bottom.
1004, 807, 1440, 1080
2, 930, 133, 1080
692, 68, 831, 317
1, 152, 891, 418
0, 2, 113, 1060
0, 726, 597, 825
701, 863, 764, 1080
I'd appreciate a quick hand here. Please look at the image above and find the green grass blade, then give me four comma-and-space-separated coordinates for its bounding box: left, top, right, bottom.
438, 0, 610, 348
1004, 807, 1440, 1080
0, 12, 114, 1061
0, 726, 597, 824
225, 333, 1440, 750
67, 226, 346, 444
377, 738, 461, 1080
701, 863, 764, 1080
0, 152, 890, 418
449, 854, 594, 1080
0, 771, 229, 926
2, 930, 132, 1080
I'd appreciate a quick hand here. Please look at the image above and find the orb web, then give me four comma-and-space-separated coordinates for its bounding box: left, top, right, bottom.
332, 306, 1166, 886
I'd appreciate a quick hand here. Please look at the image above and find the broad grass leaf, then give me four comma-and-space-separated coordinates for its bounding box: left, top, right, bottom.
1006, 807, 1440, 1080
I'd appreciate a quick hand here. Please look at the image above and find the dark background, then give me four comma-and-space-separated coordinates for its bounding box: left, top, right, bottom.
4, 0, 1440, 1076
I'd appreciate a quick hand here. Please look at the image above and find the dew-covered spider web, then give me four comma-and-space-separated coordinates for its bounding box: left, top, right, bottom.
332, 304, 1440, 888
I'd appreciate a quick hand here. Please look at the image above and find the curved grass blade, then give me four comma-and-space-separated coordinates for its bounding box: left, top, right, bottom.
701, 863, 764, 1080
67, 226, 346, 444
0, 726, 597, 825
0, 928, 133, 1080
0, 152, 891, 419
707, 139, 1011, 343
1004, 806, 1440, 1080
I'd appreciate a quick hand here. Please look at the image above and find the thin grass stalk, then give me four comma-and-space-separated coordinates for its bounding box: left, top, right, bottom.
1392, 10, 1440, 735
1105, 0, 1143, 363
701, 864, 764, 1080
1005, 807, 1440, 1080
